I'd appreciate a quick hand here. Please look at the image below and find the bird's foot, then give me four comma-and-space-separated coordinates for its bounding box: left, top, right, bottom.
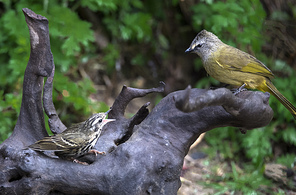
88, 149, 105, 156
233, 83, 247, 95
73, 159, 89, 165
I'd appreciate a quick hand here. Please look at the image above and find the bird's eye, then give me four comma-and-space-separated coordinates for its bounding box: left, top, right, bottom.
195, 44, 202, 48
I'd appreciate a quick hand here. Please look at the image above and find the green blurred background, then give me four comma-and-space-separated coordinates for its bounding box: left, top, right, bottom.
0, 0, 296, 194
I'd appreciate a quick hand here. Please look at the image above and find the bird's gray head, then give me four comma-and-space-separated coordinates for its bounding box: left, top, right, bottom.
185, 29, 223, 61
84, 110, 115, 132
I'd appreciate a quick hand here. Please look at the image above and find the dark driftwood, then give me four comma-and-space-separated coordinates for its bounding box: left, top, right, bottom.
0, 8, 273, 195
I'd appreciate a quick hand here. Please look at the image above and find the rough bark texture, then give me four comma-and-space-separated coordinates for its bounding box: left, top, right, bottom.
0, 9, 273, 195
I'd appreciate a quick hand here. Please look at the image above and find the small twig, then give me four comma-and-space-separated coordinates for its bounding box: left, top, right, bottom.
109, 81, 165, 119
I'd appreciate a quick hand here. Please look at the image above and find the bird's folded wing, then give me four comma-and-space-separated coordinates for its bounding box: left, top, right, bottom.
28, 133, 87, 151
215, 46, 274, 79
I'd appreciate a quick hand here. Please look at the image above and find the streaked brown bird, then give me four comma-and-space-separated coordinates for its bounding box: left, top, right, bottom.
186, 30, 296, 120
28, 110, 115, 164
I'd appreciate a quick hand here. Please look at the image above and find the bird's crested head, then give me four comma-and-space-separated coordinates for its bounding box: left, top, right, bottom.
185, 29, 223, 60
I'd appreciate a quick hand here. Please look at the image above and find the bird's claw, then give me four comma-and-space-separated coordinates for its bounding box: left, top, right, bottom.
73, 159, 89, 165
233, 83, 247, 95
88, 149, 105, 156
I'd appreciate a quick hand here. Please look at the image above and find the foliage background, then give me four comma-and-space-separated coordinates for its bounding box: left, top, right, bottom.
0, 0, 296, 193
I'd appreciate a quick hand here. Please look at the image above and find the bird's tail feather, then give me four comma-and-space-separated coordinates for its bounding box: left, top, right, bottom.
266, 80, 296, 120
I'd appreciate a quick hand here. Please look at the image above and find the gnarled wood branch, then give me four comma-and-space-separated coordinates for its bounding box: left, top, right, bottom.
0, 8, 273, 195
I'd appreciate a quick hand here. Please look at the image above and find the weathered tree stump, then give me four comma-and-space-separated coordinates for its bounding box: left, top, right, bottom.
0, 8, 273, 195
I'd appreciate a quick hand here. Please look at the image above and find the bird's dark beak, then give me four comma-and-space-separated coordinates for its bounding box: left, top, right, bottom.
185, 47, 193, 53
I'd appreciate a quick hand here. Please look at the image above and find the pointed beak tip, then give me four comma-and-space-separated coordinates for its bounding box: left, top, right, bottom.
105, 109, 112, 115
185, 48, 192, 53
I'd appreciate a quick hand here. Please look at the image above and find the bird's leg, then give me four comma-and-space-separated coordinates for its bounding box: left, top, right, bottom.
233, 83, 247, 95
88, 149, 105, 156
72, 159, 89, 165
71, 150, 105, 165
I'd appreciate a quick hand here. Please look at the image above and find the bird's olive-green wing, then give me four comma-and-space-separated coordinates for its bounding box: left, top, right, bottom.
59, 131, 89, 147
28, 135, 65, 151
214, 45, 274, 79
28, 131, 88, 152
